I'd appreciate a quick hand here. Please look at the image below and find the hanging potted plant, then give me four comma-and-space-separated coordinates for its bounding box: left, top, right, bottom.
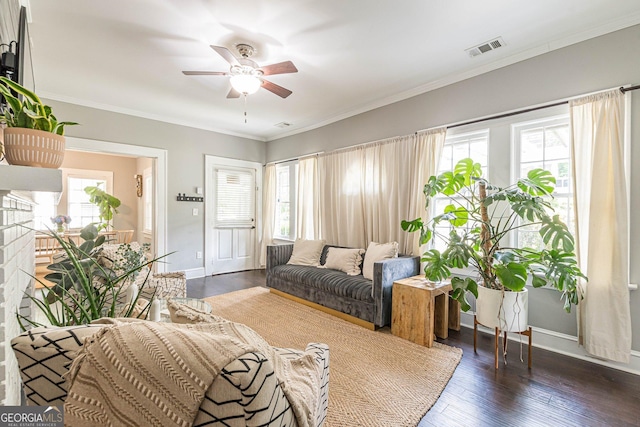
0, 76, 77, 168
402, 158, 586, 332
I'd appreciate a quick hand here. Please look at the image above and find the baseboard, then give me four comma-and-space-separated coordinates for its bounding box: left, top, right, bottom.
460, 312, 640, 376
183, 267, 205, 280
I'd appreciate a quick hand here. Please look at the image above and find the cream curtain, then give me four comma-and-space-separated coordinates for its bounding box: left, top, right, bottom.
296, 156, 320, 239
570, 90, 631, 363
259, 163, 276, 267
318, 128, 446, 253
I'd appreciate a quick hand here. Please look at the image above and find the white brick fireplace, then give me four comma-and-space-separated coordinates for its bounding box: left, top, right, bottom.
0, 164, 61, 404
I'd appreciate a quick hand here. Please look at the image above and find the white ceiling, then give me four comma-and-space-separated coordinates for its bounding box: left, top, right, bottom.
25, 0, 640, 141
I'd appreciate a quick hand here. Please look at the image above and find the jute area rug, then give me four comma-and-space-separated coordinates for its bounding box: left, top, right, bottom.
204, 287, 463, 427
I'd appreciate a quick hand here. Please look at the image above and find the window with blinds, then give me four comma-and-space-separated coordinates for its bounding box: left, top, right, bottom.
215, 168, 255, 226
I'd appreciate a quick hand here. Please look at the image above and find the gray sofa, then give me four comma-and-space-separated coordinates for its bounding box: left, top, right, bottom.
266, 244, 419, 328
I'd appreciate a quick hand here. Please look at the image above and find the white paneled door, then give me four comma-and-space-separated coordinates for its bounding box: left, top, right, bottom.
205, 156, 262, 275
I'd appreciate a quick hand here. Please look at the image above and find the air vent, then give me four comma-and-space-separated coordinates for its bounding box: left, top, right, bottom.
274, 122, 292, 128
465, 37, 505, 58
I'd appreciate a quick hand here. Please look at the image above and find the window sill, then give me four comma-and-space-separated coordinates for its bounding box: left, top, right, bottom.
273, 237, 295, 244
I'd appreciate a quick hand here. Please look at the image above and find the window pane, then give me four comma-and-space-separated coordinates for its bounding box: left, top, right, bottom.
544, 125, 570, 161
520, 161, 543, 179
520, 128, 544, 162
432, 130, 488, 251
274, 163, 297, 240
439, 145, 453, 173
216, 169, 254, 224
515, 117, 573, 250
67, 177, 105, 227
469, 139, 487, 167
452, 143, 469, 165
33, 192, 57, 230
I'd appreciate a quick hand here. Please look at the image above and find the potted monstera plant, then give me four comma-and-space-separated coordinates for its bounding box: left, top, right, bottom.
402, 158, 586, 332
0, 76, 77, 168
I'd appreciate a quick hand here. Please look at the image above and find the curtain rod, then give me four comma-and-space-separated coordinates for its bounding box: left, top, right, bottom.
269, 84, 640, 166
267, 151, 322, 166
445, 84, 640, 130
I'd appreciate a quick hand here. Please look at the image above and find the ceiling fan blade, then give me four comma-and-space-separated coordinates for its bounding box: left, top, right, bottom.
211, 45, 240, 67
182, 71, 228, 76
259, 61, 298, 76
227, 88, 241, 99
261, 79, 293, 98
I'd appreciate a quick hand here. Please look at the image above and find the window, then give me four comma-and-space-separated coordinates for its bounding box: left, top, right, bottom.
32, 192, 58, 230
432, 130, 489, 252
513, 115, 573, 250
274, 162, 298, 240
215, 168, 255, 226
439, 130, 489, 176
66, 169, 114, 229
143, 168, 153, 233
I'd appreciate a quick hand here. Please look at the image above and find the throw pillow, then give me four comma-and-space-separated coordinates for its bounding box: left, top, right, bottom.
362, 241, 399, 280
167, 298, 229, 324
287, 239, 326, 266
320, 247, 365, 276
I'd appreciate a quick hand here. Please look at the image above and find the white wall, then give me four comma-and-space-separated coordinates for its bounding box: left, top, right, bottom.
42, 102, 266, 274
267, 24, 640, 354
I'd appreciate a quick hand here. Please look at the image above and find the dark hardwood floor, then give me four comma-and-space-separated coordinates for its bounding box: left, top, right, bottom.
186, 269, 267, 298
188, 271, 640, 427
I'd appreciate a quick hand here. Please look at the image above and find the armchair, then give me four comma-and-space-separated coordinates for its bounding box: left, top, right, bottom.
12, 323, 329, 426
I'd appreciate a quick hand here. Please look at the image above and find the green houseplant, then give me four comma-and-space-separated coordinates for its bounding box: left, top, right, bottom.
20, 224, 159, 328
402, 158, 586, 330
0, 76, 77, 168
84, 184, 121, 231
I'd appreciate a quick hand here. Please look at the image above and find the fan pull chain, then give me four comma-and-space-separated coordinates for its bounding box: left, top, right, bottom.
243, 94, 248, 124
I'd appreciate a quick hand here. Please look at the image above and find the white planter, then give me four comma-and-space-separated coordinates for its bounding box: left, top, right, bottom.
476, 285, 528, 332
2, 128, 66, 168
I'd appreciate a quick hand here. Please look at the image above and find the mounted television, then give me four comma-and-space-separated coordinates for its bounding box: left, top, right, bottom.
14, 6, 27, 85
0, 3, 33, 88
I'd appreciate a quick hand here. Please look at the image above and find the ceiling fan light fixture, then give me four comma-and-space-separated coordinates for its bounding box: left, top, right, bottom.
230, 74, 261, 95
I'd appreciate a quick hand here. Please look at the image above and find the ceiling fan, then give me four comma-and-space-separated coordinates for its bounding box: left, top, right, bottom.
182, 44, 298, 98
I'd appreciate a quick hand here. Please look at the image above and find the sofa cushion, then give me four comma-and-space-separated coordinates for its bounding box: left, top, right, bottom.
287, 239, 326, 266
362, 242, 399, 280
270, 264, 374, 302
11, 324, 108, 406
320, 247, 365, 276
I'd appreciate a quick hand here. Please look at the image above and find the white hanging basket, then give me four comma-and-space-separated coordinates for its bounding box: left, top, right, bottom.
476, 285, 528, 332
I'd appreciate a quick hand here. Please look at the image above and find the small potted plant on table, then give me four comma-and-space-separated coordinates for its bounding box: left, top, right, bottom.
51, 214, 72, 235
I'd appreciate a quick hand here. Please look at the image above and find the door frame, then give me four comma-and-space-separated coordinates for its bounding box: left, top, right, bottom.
66, 136, 168, 272
205, 155, 262, 276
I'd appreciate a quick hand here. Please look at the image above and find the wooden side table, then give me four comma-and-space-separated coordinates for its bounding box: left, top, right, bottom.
391, 275, 460, 347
